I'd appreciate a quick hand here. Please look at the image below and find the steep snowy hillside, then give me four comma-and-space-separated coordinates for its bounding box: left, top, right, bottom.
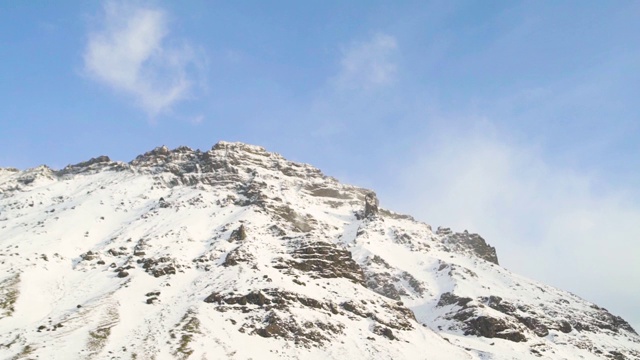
0, 142, 638, 360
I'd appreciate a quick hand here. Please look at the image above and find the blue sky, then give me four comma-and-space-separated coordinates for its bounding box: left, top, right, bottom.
1, 1, 639, 331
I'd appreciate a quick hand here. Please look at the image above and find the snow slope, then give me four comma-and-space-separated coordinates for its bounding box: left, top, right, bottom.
0, 142, 638, 360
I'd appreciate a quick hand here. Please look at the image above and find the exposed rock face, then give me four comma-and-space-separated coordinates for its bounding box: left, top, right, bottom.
363, 255, 426, 301
0, 141, 638, 360
434, 288, 638, 357
58, 156, 128, 176
228, 225, 247, 242
437, 292, 472, 308
465, 316, 527, 342
364, 192, 379, 218
286, 242, 365, 284
200, 288, 413, 346
222, 246, 255, 267
7, 165, 56, 188
437, 227, 499, 265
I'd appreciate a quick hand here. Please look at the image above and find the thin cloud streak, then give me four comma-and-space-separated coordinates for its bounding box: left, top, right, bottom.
334, 33, 398, 90
83, 1, 201, 116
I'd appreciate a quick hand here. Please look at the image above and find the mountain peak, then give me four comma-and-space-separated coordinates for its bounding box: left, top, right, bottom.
211, 140, 268, 153
0, 142, 638, 359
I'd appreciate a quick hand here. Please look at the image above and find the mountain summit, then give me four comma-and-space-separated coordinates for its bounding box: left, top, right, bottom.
0, 142, 638, 359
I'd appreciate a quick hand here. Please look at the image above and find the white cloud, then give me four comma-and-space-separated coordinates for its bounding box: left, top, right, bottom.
83, 1, 202, 116
335, 33, 398, 90
385, 121, 640, 331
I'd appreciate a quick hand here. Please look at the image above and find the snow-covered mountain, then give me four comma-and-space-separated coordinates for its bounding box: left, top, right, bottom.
0, 142, 638, 360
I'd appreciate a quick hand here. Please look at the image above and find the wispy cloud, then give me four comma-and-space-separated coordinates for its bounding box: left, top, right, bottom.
386, 121, 640, 331
334, 33, 398, 90
190, 114, 204, 125
83, 1, 203, 116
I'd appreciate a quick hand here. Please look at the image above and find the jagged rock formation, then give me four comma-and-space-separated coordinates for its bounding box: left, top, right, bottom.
437, 227, 499, 265
364, 192, 379, 218
0, 142, 638, 360
228, 225, 247, 242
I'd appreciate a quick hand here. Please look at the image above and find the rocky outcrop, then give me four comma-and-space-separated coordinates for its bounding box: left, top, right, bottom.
305, 183, 352, 199
286, 242, 365, 284
228, 225, 247, 242
58, 156, 129, 177
126, 142, 331, 189
137, 257, 179, 277
269, 205, 316, 232
204, 291, 271, 306
363, 255, 426, 300
437, 292, 472, 308
364, 192, 379, 218
203, 289, 345, 346
437, 227, 499, 265
203, 288, 417, 345
434, 290, 638, 354
222, 246, 255, 267
465, 316, 527, 342
15, 166, 55, 186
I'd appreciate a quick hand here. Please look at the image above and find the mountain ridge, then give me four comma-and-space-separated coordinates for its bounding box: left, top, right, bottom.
0, 141, 638, 359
